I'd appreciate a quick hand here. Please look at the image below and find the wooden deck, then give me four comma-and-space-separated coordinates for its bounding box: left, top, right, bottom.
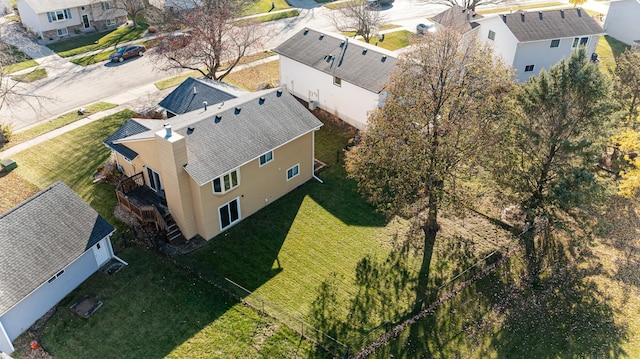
116, 173, 168, 232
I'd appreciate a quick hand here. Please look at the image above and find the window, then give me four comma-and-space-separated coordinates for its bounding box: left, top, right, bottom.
57, 28, 68, 36
259, 151, 273, 166
102, 1, 112, 10
287, 164, 299, 180
524, 65, 535, 72
488, 30, 496, 41
106, 18, 116, 26
213, 169, 240, 193
47, 269, 65, 284
47, 9, 71, 22
550, 39, 560, 48
333, 76, 341, 87
146, 167, 162, 192
219, 198, 240, 230
573, 37, 588, 48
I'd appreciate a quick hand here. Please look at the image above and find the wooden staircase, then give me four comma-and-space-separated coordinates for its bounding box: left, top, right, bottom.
163, 212, 186, 243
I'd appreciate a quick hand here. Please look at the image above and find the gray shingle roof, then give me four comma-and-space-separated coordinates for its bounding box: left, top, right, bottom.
274, 28, 397, 93
0, 182, 115, 315
21, 0, 90, 13
498, 8, 604, 42
158, 78, 245, 115
431, 5, 483, 33
103, 119, 151, 161
114, 89, 323, 186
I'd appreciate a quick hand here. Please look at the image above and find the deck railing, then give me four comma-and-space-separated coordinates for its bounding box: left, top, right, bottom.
116, 173, 167, 232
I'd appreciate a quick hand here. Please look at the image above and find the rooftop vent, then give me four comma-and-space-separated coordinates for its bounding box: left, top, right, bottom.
577, 7, 582, 17
520, 12, 525, 21
259, 97, 265, 105
560, 9, 565, 18
276, 89, 283, 97
319, 33, 324, 40
234, 107, 241, 115
187, 127, 194, 135
502, 14, 507, 23
219, 101, 225, 109
340, 41, 345, 48
214, 115, 222, 123
203, 101, 208, 111
193, 86, 197, 95
362, 49, 367, 55
304, 28, 309, 35
538, 11, 543, 20
164, 125, 172, 138
381, 55, 387, 62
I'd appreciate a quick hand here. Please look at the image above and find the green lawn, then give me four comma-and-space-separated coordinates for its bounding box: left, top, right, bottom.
361, 30, 412, 51
597, 35, 631, 73
41, 246, 325, 359
223, 60, 279, 91
12, 68, 47, 82
1, 102, 117, 152
243, 0, 291, 15
238, 9, 299, 24
47, 23, 148, 58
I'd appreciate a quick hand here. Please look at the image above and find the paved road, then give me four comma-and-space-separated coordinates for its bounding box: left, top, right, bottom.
0, 0, 609, 131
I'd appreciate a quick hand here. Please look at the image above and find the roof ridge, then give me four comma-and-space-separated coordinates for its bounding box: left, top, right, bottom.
0, 181, 64, 220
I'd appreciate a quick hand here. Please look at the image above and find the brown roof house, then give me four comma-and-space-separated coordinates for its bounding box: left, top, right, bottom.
105, 87, 323, 241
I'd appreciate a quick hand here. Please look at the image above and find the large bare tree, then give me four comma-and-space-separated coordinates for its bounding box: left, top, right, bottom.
345, 29, 514, 312
151, 0, 264, 81
331, 0, 383, 43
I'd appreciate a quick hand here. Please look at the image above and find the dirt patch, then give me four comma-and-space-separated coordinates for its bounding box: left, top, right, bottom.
0, 171, 39, 215
12, 308, 56, 359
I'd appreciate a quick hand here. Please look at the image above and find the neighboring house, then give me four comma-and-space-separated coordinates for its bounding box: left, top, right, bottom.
158, 77, 246, 118
105, 87, 323, 241
430, 5, 483, 35
473, 8, 604, 82
0, 0, 10, 15
604, 0, 640, 47
0, 182, 125, 355
16, 0, 127, 41
274, 28, 398, 130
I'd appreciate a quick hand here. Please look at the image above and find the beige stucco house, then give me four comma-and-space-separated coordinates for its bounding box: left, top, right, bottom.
105, 87, 323, 241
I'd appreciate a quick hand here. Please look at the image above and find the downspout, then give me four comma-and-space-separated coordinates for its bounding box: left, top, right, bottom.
312, 129, 323, 183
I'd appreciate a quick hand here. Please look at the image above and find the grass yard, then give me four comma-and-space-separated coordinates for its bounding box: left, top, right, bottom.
238, 9, 299, 24
242, 0, 291, 15
1, 102, 116, 152
361, 30, 412, 51
47, 23, 148, 58
11, 68, 47, 82
1, 42, 38, 74
223, 60, 279, 91
597, 35, 631, 74
38, 246, 325, 359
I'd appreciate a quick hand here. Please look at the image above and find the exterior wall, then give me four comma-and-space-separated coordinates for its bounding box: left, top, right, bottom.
0, 0, 10, 14
155, 130, 198, 239
0, 239, 112, 354
16, 0, 41, 37
119, 138, 164, 188
191, 131, 316, 240
475, 16, 519, 67
604, 0, 640, 46
0, 321, 13, 354
512, 36, 599, 82
279, 56, 379, 130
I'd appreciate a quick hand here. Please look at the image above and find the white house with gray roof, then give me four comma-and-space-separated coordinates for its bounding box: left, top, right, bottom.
604, 0, 640, 47
470, 8, 604, 82
0, 182, 124, 355
16, 0, 127, 41
274, 28, 398, 130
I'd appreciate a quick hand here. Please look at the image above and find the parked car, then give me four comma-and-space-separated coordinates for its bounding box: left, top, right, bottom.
109, 45, 146, 63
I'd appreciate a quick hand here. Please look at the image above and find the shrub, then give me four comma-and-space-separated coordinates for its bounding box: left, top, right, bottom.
148, 26, 157, 34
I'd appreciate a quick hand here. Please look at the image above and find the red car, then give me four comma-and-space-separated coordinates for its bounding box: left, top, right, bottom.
109, 45, 146, 63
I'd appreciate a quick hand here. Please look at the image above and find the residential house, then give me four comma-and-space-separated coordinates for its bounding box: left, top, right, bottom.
0, 182, 124, 355
430, 5, 483, 35
0, 0, 10, 15
274, 28, 398, 130
105, 88, 323, 241
472, 8, 604, 82
158, 77, 245, 118
604, 0, 640, 47
16, 0, 127, 41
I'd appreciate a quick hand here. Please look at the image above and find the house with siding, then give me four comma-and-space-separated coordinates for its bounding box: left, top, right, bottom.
16, 0, 127, 41
430, 5, 483, 35
158, 77, 246, 118
105, 87, 322, 241
472, 8, 604, 82
274, 28, 398, 130
604, 0, 640, 47
0, 182, 124, 355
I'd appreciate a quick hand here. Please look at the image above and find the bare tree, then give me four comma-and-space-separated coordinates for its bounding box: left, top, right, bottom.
331, 0, 383, 43
151, 0, 264, 81
98, 0, 147, 28
424, 0, 503, 11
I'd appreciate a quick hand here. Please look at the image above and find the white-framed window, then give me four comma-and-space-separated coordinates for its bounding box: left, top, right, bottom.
524, 64, 535, 72
57, 28, 68, 36
572, 37, 588, 48
47, 9, 72, 22
259, 151, 273, 166
219, 197, 240, 230
333, 76, 341, 87
550, 39, 560, 48
488, 30, 496, 41
106, 18, 116, 26
286, 164, 299, 181
213, 169, 240, 194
